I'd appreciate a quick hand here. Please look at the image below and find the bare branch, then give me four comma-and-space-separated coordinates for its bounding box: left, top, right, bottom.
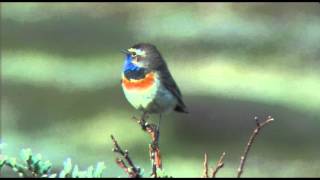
110, 135, 141, 178
211, 152, 226, 178
237, 116, 274, 178
202, 152, 209, 178
133, 113, 162, 178
115, 158, 129, 174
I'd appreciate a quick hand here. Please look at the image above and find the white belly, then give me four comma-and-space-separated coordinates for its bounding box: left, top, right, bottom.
122, 78, 177, 113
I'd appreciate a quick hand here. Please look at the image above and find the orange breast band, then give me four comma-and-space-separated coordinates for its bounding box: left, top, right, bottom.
122, 72, 155, 90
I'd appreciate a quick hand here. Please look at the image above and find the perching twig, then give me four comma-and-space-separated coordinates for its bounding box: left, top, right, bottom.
133, 112, 162, 178
211, 152, 226, 178
110, 135, 141, 178
236, 116, 274, 178
202, 152, 209, 178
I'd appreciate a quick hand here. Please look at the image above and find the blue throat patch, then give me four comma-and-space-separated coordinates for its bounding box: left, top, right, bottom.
123, 54, 147, 80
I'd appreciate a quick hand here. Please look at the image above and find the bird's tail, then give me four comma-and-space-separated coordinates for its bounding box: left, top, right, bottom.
174, 104, 189, 113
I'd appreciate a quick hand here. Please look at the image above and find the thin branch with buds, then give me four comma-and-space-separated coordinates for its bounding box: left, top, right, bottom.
202, 152, 226, 178
236, 116, 274, 178
110, 114, 274, 178
110, 135, 141, 178
211, 152, 226, 178
133, 112, 162, 178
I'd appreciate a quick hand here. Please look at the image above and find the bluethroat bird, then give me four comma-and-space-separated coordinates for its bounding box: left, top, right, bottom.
121, 43, 188, 125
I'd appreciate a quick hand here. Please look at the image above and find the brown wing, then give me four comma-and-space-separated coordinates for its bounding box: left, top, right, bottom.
159, 68, 188, 113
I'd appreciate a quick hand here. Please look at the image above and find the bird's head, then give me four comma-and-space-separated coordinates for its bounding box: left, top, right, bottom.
122, 43, 164, 71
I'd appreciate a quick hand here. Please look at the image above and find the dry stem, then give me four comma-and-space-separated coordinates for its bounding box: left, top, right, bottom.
133, 113, 162, 178
202, 152, 209, 178
236, 116, 274, 178
202, 151, 226, 178
211, 152, 226, 178
110, 135, 141, 178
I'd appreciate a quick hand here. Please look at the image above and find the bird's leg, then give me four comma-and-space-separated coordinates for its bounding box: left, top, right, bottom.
138, 111, 148, 131
136, 111, 163, 176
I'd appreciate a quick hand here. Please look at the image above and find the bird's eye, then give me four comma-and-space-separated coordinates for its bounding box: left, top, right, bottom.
131, 52, 137, 56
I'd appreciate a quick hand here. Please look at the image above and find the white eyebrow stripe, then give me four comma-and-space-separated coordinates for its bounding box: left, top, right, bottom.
128, 48, 146, 57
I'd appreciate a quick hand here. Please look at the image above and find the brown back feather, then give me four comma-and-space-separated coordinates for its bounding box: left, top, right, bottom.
158, 64, 188, 113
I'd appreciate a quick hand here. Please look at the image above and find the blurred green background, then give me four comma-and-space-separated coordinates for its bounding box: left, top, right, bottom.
1, 2, 320, 177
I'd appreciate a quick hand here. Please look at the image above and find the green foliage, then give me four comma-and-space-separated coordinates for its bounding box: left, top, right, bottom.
58, 158, 106, 178
157, 168, 171, 178
0, 148, 106, 178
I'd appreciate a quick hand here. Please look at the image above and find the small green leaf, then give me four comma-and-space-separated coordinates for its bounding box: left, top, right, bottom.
157, 168, 168, 178
32, 153, 42, 163
8, 157, 17, 166
39, 160, 52, 174
59, 170, 66, 178
0, 155, 7, 166
86, 165, 94, 178
63, 158, 72, 174
20, 148, 32, 162
93, 162, 106, 177
72, 164, 79, 178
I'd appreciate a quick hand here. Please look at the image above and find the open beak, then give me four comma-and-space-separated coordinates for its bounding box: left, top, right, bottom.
121, 49, 131, 55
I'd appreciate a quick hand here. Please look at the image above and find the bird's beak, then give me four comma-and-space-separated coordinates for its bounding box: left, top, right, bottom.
121, 49, 131, 55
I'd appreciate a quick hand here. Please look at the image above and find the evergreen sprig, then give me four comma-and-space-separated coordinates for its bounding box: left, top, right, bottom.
0, 147, 106, 178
